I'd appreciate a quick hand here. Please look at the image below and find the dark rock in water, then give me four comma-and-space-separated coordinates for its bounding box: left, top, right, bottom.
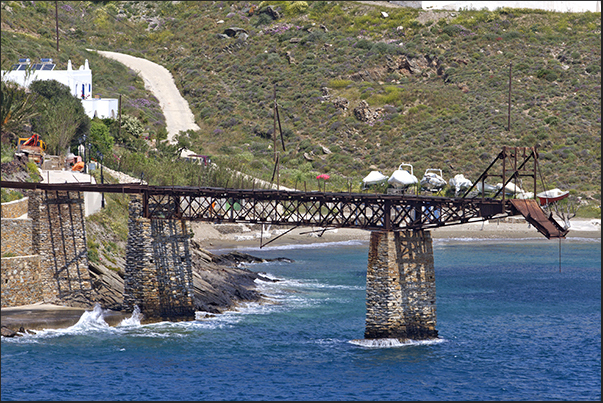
213, 251, 266, 266
212, 251, 293, 266
1, 326, 20, 337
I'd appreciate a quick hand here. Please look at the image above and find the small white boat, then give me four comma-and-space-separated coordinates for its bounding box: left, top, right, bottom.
496, 181, 525, 195
449, 174, 473, 195
420, 168, 446, 191
362, 171, 389, 187
537, 188, 569, 205
388, 163, 418, 188
477, 181, 498, 194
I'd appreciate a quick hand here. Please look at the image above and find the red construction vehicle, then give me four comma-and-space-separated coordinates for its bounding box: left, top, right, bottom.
17, 133, 46, 166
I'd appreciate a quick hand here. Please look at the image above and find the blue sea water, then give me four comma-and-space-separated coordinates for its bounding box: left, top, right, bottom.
2, 235, 601, 401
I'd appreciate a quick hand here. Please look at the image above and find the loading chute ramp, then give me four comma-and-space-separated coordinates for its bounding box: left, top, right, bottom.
509, 199, 569, 239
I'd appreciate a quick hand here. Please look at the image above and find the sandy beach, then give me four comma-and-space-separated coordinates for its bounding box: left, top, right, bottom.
192, 217, 601, 252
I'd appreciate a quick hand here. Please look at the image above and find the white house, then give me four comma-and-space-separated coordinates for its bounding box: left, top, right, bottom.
1, 58, 119, 119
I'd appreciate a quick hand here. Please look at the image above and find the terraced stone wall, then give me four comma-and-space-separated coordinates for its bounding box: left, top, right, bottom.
1, 197, 29, 218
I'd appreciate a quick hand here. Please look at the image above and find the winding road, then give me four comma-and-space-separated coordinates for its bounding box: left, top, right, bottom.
91, 50, 292, 190
92, 50, 200, 146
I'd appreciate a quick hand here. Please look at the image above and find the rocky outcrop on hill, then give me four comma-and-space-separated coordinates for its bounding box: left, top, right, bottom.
354, 100, 384, 125
1, 153, 33, 182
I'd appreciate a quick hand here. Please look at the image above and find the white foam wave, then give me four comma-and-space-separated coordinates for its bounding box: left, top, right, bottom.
348, 337, 445, 348
118, 305, 142, 327
256, 275, 363, 291
434, 236, 551, 244
211, 239, 366, 254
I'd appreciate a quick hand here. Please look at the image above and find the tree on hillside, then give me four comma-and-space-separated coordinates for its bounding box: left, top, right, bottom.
0, 79, 41, 144
40, 102, 83, 155
89, 118, 115, 159
29, 79, 90, 155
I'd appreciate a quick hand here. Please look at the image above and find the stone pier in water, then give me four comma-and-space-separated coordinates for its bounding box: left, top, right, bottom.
365, 230, 438, 340
123, 195, 195, 323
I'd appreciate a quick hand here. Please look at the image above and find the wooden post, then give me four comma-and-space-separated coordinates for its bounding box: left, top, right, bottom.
507, 62, 512, 131
118, 94, 122, 140
273, 86, 277, 163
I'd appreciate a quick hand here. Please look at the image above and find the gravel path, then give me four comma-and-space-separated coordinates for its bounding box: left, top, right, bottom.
92, 50, 200, 143
92, 50, 292, 191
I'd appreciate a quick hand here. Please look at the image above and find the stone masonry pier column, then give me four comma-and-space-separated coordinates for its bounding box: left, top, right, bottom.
124, 194, 195, 323
365, 230, 437, 340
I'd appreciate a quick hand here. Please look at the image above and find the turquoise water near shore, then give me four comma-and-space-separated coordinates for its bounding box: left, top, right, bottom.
2, 237, 600, 400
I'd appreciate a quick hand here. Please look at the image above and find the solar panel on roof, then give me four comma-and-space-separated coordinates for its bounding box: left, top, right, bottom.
17, 64, 28, 70
41, 64, 55, 70
32, 64, 44, 70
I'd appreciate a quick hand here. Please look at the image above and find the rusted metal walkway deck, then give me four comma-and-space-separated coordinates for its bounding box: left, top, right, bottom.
509, 199, 569, 238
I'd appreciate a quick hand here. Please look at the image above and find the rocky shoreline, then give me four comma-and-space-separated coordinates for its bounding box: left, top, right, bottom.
0, 238, 291, 335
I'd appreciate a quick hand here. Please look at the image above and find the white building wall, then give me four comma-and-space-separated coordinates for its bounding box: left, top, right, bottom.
82, 98, 120, 119
1, 59, 119, 119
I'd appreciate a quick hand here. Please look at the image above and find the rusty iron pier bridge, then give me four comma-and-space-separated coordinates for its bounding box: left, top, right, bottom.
0, 146, 569, 337
0, 147, 569, 239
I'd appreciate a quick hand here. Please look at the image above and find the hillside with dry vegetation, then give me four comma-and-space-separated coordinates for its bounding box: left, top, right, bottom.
1, 1, 600, 209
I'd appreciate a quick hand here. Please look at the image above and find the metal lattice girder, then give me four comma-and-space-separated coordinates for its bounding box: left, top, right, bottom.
139, 188, 508, 231
0, 181, 510, 232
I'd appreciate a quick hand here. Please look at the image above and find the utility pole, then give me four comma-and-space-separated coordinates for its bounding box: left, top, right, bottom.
273, 85, 278, 190
273, 86, 277, 163
118, 94, 122, 140
55, 1, 59, 52
507, 62, 512, 131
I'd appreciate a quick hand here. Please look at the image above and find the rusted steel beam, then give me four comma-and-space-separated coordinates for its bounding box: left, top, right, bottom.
2, 180, 512, 231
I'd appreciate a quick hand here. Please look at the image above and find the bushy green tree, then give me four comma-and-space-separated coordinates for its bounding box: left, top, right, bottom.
120, 114, 144, 138
89, 118, 115, 159
0, 80, 41, 144
29, 80, 90, 154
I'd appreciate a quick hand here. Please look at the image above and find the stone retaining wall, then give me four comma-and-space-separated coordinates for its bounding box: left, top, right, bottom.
33, 190, 92, 299
1, 218, 33, 256
1, 255, 52, 307
365, 230, 438, 340
123, 195, 194, 323
1, 197, 29, 218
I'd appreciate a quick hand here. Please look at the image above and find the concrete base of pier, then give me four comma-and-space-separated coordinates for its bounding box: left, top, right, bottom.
364, 230, 438, 340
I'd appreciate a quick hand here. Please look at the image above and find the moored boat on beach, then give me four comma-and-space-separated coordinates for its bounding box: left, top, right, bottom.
362, 170, 388, 188
496, 181, 525, 196
449, 174, 472, 195
388, 163, 418, 188
420, 168, 446, 191
536, 188, 570, 205
477, 181, 498, 194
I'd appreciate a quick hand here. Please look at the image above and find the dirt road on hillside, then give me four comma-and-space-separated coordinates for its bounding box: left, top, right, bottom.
92, 50, 200, 143
92, 50, 293, 191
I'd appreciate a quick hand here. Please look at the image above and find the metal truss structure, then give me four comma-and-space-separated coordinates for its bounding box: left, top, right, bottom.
2, 147, 567, 236
2, 181, 510, 232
